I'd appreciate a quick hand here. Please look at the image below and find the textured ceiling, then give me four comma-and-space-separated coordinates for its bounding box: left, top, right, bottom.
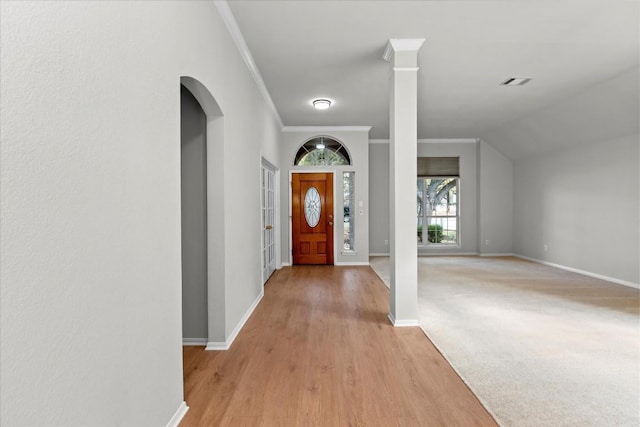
227, 1, 639, 143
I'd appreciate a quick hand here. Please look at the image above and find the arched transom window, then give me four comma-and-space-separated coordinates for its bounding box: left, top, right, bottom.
294, 136, 351, 166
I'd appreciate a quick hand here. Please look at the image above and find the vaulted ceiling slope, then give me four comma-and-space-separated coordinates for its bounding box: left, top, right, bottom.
227, 1, 639, 159
481, 66, 639, 159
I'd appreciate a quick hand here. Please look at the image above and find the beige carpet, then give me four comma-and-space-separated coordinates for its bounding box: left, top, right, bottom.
369, 256, 640, 427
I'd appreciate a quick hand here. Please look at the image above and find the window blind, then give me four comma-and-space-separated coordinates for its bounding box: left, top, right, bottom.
417, 157, 459, 177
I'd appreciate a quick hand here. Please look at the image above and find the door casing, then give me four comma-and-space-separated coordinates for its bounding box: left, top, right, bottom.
261, 159, 278, 283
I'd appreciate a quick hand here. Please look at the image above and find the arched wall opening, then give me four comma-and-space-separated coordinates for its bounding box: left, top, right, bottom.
180, 76, 226, 346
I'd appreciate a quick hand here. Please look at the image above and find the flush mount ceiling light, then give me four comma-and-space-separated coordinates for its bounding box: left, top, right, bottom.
500, 77, 532, 86
312, 99, 332, 110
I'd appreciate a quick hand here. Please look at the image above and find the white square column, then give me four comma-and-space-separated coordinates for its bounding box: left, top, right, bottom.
384, 39, 424, 327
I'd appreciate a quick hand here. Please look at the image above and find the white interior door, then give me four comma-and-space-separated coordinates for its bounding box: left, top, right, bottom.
261, 162, 276, 283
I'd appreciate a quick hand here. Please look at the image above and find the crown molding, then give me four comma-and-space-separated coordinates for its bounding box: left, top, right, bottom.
383, 38, 426, 62
214, 1, 283, 128
282, 126, 372, 133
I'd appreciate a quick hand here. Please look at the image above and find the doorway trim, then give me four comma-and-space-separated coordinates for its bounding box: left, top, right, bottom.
261, 156, 280, 284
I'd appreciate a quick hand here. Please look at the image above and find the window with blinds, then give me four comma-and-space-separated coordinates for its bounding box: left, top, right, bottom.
417, 157, 459, 177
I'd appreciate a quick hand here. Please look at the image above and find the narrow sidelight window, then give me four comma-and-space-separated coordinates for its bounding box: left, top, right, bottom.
343, 172, 355, 251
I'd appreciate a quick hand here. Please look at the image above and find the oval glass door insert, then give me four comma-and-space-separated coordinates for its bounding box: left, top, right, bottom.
304, 186, 321, 228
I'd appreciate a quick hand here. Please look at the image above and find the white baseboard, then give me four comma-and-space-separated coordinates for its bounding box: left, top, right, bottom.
205, 288, 264, 351
387, 312, 420, 327
280, 261, 371, 266
334, 261, 370, 266
480, 253, 515, 257
418, 252, 478, 256
182, 338, 207, 346
166, 401, 189, 427
373, 253, 515, 258
373, 252, 514, 258
205, 341, 228, 351
514, 255, 640, 289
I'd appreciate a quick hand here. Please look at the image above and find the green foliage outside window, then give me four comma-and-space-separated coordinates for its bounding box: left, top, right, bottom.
427, 224, 443, 243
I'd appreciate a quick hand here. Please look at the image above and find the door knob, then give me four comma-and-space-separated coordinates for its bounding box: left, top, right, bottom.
328, 222, 333, 226
265, 225, 273, 230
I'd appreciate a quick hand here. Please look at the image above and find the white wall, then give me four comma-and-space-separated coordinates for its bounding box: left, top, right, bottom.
0, 2, 280, 425
280, 129, 370, 265
478, 140, 514, 255
369, 143, 391, 254
514, 134, 639, 285
368, 141, 508, 256
483, 65, 639, 286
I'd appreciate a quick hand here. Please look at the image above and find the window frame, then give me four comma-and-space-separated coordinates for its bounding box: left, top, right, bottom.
294, 136, 351, 166
417, 176, 460, 247
342, 171, 355, 253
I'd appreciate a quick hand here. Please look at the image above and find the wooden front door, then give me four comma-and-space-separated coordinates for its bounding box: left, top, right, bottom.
292, 173, 334, 265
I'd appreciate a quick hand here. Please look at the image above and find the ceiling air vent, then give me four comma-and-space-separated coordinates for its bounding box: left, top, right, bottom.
500, 77, 532, 86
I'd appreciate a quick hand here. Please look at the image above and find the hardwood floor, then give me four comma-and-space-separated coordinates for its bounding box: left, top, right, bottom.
181, 266, 496, 426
